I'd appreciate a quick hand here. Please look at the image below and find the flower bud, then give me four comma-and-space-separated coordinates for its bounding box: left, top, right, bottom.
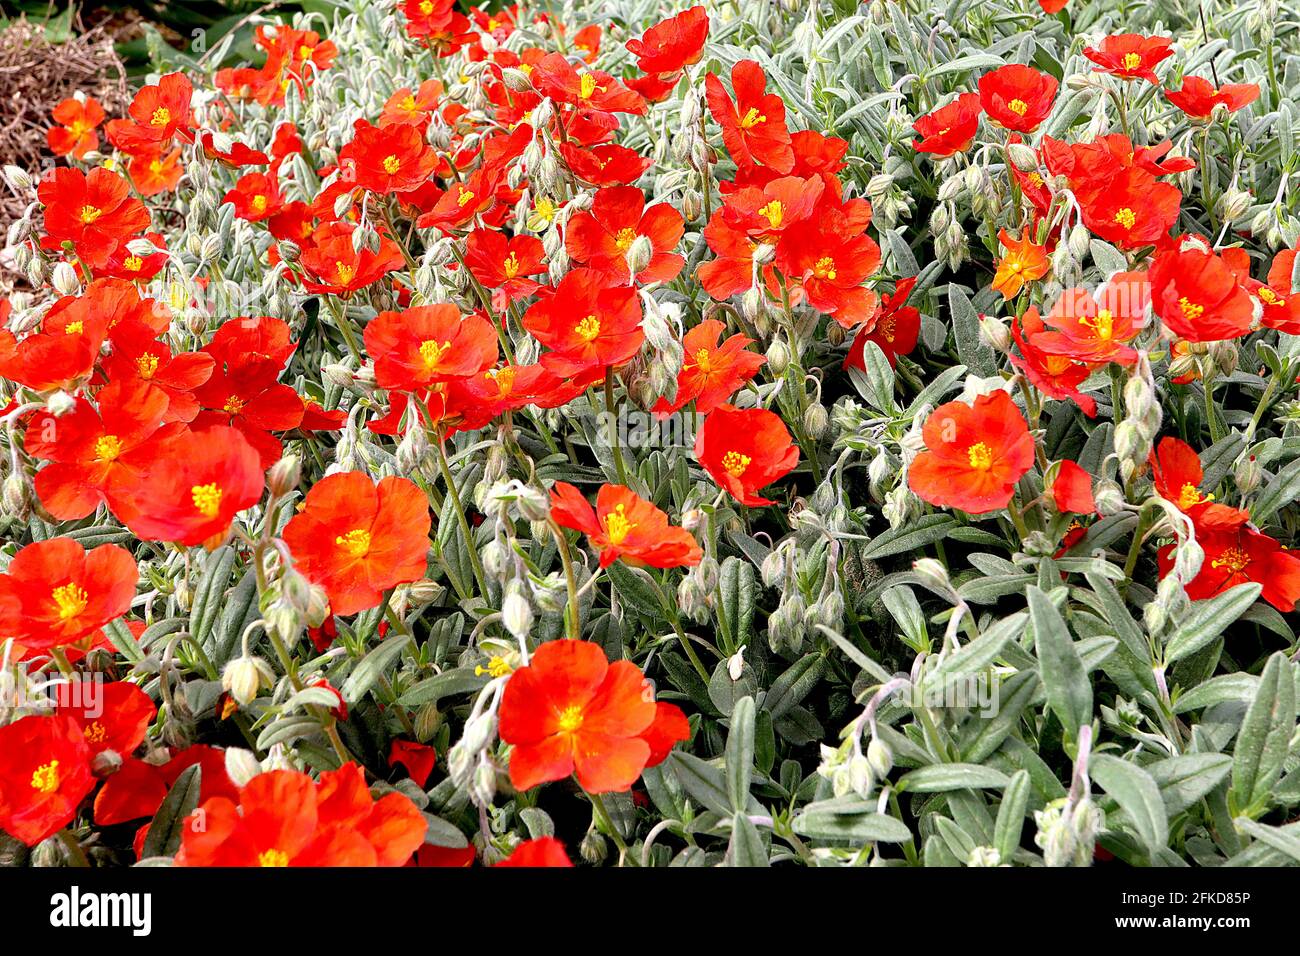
4, 165, 34, 191
978, 313, 1011, 353
222, 655, 275, 706
50, 261, 80, 296
803, 402, 829, 439
866, 737, 893, 778
766, 337, 791, 375
268, 455, 300, 497
502, 584, 534, 641
1234, 454, 1261, 494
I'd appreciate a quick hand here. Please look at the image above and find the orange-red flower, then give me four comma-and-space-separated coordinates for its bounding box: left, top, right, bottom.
379, 80, 445, 127
102, 319, 215, 423
695, 404, 800, 507
560, 141, 653, 186
1079, 167, 1181, 249
565, 186, 684, 285
845, 277, 922, 369
300, 222, 406, 296
1009, 307, 1099, 417
530, 52, 646, 115
1083, 34, 1174, 84
463, 229, 546, 305
912, 93, 982, 157
1159, 525, 1300, 612
776, 203, 881, 328
1149, 436, 1250, 530
56, 681, 156, 759
39, 167, 150, 268
499, 640, 663, 793
625, 5, 709, 74
550, 482, 702, 569
1149, 244, 1255, 342
908, 391, 1036, 515
523, 268, 644, 378
47, 97, 104, 159
705, 60, 794, 173
1051, 460, 1096, 514
339, 119, 439, 195
0, 715, 95, 846
653, 319, 765, 416
0, 538, 137, 651
119, 425, 265, 547
494, 836, 573, 867
978, 64, 1058, 132
105, 72, 194, 154
1030, 271, 1149, 365
223, 171, 284, 222
1166, 76, 1259, 120
991, 228, 1050, 300
282, 471, 431, 616
128, 147, 184, 197
176, 764, 426, 866
364, 304, 499, 392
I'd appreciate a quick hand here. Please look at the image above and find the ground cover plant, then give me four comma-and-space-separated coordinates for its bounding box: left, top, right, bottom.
2, 0, 1300, 868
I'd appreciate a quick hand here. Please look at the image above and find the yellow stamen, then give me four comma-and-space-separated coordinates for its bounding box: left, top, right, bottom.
78, 205, 102, 224
503, 251, 520, 278
758, 200, 784, 229
223, 395, 246, 416
1113, 208, 1136, 230
192, 482, 223, 518
150, 106, 171, 127
1008, 98, 1028, 116
52, 583, 88, 620
94, 435, 123, 461
136, 353, 159, 379
419, 339, 451, 370
722, 450, 751, 477
1121, 52, 1142, 71
967, 442, 993, 471
615, 227, 637, 251
335, 262, 356, 285
1178, 297, 1204, 320
84, 722, 107, 744
1211, 547, 1250, 574
30, 761, 60, 793
556, 704, 584, 733
575, 315, 601, 340
814, 256, 837, 281
740, 107, 766, 129
258, 849, 290, 867
383, 155, 401, 174
604, 503, 634, 545
335, 528, 372, 557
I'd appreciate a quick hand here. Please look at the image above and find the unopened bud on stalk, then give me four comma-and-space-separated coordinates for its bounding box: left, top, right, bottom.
3, 165, 33, 191
268, 455, 300, 497
625, 234, 653, 276
50, 261, 79, 296
1234, 455, 1261, 494
3, 472, 29, 519
866, 737, 893, 778
222, 655, 275, 706
803, 403, 829, 439
502, 584, 533, 641
766, 337, 791, 375
912, 557, 952, 593
1006, 142, 1039, 171
978, 313, 1011, 353
1092, 480, 1126, 516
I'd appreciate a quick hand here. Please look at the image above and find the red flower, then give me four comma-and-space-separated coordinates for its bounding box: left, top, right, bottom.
652, 319, 765, 416
339, 119, 439, 195
119, 425, 265, 547
641, 702, 691, 766
494, 836, 573, 867
1030, 271, 1150, 365
1149, 244, 1255, 342
1078, 167, 1181, 249
176, 764, 426, 866
223, 171, 284, 222
364, 304, 499, 391
1159, 525, 1300, 612
499, 640, 661, 793
776, 204, 881, 328
199, 130, 270, 168
978, 64, 1058, 132
522, 268, 644, 377
0, 538, 136, 652
705, 60, 794, 173
1166, 76, 1259, 120
559, 142, 653, 186
991, 228, 1051, 300
1051, 461, 1096, 514
550, 482, 702, 569
128, 147, 184, 197
531, 52, 646, 115
565, 186, 684, 284
39, 167, 150, 268
389, 740, 437, 787
0, 715, 95, 846
1083, 34, 1174, 84
380, 80, 445, 128
282, 471, 431, 616
56, 681, 156, 758
625, 6, 709, 74
695, 404, 800, 507
463, 229, 546, 304
912, 93, 982, 157
300, 222, 406, 296
47, 97, 104, 159
1149, 436, 1250, 530
105, 72, 194, 153
101, 319, 215, 423
1009, 307, 1099, 417
697, 212, 758, 300
844, 277, 922, 369
908, 391, 1036, 515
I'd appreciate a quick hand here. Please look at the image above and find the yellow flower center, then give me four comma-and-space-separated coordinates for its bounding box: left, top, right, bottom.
94, 434, 123, 461
1259, 287, 1284, 306
814, 256, 837, 280
383, 155, 401, 174
192, 482, 223, 518
1122, 52, 1142, 71
615, 227, 637, 251
557, 704, 585, 733
52, 583, 88, 620
124, 255, 144, 272
1179, 297, 1204, 320
151, 106, 171, 127
1211, 547, 1250, 574
401, 94, 418, 113
691, 347, 712, 373
136, 352, 159, 378
148, 159, 164, 175
1082, 308, 1115, 341
1026, 172, 1044, 188
1177, 482, 1202, 510
223, 395, 246, 416
578, 74, 604, 99
457, 187, 475, 207
79, 205, 102, 224
251, 195, 268, 213
1113, 207, 1136, 230
576, 315, 601, 340
419, 339, 451, 370
740, 107, 766, 128
476, 655, 513, 678
758, 200, 784, 228
1008, 98, 1028, 116
967, 441, 994, 471
258, 849, 290, 867
84, 721, 107, 744
335, 262, 356, 285
722, 450, 751, 477
30, 761, 60, 793
503, 251, 520, 278
335, 528, 372, 557
65, 321, 85, 335
604, 503, 634, 545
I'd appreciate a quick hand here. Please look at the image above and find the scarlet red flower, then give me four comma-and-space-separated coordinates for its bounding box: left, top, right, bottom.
566, 186, 684, 284
530, 52, 646, 115
119, 425, 265, 547
560, 142, 653, 186
1083, 34, 1174, 84
1030, 271, 1150, 365
908, 391, 1036, 515
102, 319, 215, 423
364, 304, 499, 392
56, 681, 156, 758
1051, 461, 1096, 514
1149, 244, 1255, 342
25, 379, 174, 521
991, 228, 1050, 300
47, 97, 105, 159
300, 222, 406, 296
1079, 167, 1181, 249
0, 538, 137, 651
641, 702, 691, 765
463, 229, 546, 304
0, 313, 105, 394
721, 175, 825, 243
912, 93, 982, 158
282, 471, 431, 616
39, 167, 150, 268
176, 764, 426, 866
1038, 0, 1069, 10
339, 119, 439, 195
94, 744, 238, 828
625, 6, 709, 74
550, 482, 702, 569
105, 72, 194, 153
494, 836, 573, 867
223, 171, 284, 222
695, 404, 800, 507
389, 740, 437, 787
128, 147, 184, 197
414, 164, 503, 230
1166, 76, 1259, 120
653, 319, 765, 416
522, 268, 644, 377
978, 64, 1058, 132
1159, 525, 1300, 612
696, 212, 758, 300
776, 204, 881, 328
499, 640, 662, 792
379, 80, 445, 128
1149, 436, 1250, 530
844, 277, 922, 370
1009, 307, 1099, 417
705, 60, 794, 173
199, 130, 270, 168
0, 715, 95, 846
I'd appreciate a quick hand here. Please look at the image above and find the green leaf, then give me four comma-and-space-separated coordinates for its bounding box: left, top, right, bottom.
1029, 586, 1091, 737
725, 696, 756, 813
920, 611, 1024, 701
792, 799, 913, 844
668, 751, 733, 817
189, 546, 236, 649
1147, 754, 1233, 816
1231, 651, 1296, 818
726, 813, 770, 867
718, 556, 757, 654
341, 634, 413, 704
763, 654, 823, 718
897, 764, 1010, 792
1165, 583, 1262, 664
948, 284, 996, 376
994, 770, 1031, 863
141, 765, 202, 859
1173, 673, 1259, 713
1252, 456, 1300, 526
1090, 754, 1169, 858
1235, 818, 1300, 863
604, 561, 667, 618
859, 514, 956, 561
